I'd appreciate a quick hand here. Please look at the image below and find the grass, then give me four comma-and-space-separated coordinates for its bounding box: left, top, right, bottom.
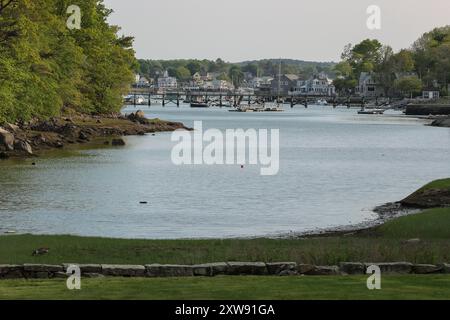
377, 208, 450, 239
0, 276, 449, 300
418, 178, 450, 191
1, 207, 450, 266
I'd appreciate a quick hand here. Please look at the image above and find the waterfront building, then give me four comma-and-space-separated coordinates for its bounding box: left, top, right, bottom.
356, 72, 384, 97
158, 70, 178, 89
270, 74, 299, 95
290, 73, 335, 96
422, 88, 440, 100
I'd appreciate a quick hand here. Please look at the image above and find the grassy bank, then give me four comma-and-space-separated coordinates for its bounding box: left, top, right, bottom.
1, 207, 449, 266
1, 276, 450, 300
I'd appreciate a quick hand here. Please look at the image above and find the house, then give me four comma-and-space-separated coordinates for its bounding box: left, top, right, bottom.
158, 70, 178, 89
357, 72, 384, 97
290, 73, 335, 96
249, 76, 273, 89
271, 74, 299, 95
134, 74, 151, 88
422, 89, 440, 100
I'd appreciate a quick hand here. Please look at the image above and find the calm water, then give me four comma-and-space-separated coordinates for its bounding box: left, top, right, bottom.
1, 105, 449, 239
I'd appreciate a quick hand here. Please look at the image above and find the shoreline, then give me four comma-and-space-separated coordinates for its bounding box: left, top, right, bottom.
0, 110, 190, 160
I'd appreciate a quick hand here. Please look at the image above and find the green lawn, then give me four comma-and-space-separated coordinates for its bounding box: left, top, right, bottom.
1, 276, 449, 300
417, 178, 450, 191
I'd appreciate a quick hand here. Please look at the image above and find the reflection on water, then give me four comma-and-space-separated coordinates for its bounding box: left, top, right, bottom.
0, 105, 449, 239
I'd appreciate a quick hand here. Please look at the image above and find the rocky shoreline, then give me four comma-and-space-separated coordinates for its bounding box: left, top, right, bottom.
0, 110, 190, 159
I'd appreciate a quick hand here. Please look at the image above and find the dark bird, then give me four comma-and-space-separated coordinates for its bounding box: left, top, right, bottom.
32, 248, 49, 256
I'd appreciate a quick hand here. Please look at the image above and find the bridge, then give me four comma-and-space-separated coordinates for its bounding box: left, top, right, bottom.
127, 89, 402, 109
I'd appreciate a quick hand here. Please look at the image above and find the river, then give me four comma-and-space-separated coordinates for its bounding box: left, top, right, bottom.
0, 104, 449, 239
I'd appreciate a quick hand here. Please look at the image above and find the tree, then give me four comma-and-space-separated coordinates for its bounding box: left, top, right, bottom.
228, 65, 243, 87
175, 66, 191, 81
394, 76, 423, 98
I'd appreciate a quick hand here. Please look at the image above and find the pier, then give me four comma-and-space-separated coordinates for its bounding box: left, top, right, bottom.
127, 89, 400, 109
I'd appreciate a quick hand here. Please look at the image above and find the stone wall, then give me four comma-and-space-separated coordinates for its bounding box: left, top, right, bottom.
0, 262, 449, 279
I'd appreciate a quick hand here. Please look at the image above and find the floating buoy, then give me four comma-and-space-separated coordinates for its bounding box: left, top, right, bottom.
241, 165, 244, 169
32, 162, 36, 166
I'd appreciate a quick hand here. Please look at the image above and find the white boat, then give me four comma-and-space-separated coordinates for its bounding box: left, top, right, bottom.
316, 99, 328, 106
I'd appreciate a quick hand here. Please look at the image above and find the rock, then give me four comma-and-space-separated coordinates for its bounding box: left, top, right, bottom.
365, 262, 413, 274
226, 262, 268, 275
0, 128, 14, 151
0, 152, 9, 159
192, 264, 213, 276
111, 138, 126, 146
84, 273, 105, 278
101, 264, 146, 277
79, 131, 89, 141
297, 264, 315, 274
278, 270, 298, 276
23, 264, 63, 273
195, 263, 228, 276
62, 263, 102, 274
0, 265, 23, 278
266, 262, 297, 275
412, 264, 442, 274
146, 264, 194, 277
4, 123, 19, 133
439, 263, 450, 273
127, 110, 148, 124
304, 265, 340, 276
14, 140, 33, 155
339, 262, 365, 275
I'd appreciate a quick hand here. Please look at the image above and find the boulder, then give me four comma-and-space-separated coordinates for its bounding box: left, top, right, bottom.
226, 262, 268, 275
339, 262, 365, 275
14, 140, 33, 155
297, 264, 315, 274
192, 264, 213, 276
0, 152, 9, 159
304, 265, 340, 276
4, 123, 19, 133
439, 263, 450, 274
266, 262, 297, 275
127, 110, 148, 124
0, 265, 23, 279
192, 263, 228, 276
412, 264, 442, 274
101, 264, 145, 277
111, 138, 126, 146
0, 128, 14, 151
146, 264, 194, 277
365, 262, 413, 274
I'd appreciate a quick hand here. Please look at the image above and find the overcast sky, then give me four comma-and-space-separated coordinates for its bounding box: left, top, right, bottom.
103, 0, 450, 62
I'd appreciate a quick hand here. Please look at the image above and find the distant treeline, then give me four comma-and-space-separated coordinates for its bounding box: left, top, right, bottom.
137, 58, 336, 86
0, 0, 137, 124
333, 26, 450, 96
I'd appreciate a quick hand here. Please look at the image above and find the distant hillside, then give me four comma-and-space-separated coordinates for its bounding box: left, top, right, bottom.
137, 58, 337, 85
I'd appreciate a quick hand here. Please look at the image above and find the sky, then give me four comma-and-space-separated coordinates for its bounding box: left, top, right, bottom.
103, 0, 450, 62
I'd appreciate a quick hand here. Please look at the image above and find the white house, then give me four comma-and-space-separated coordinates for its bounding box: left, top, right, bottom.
422, 89, 440, 100
158, 70, 178, 89
290, 73, 335, 96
